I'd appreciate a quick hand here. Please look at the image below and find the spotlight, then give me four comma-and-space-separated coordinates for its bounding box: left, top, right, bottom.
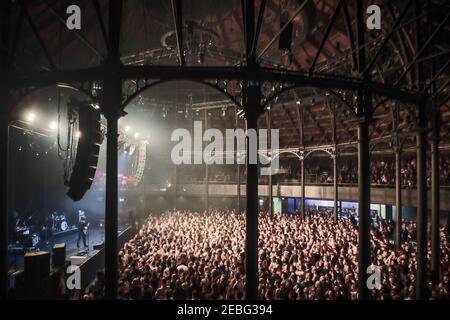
49, 121, 57, 130
75, 131, 82, 138
134, 132, 139, 138
296, 100, 301, 105
91, 103, 100, 110
124, 126, 130, 132
26, 112, 36, 122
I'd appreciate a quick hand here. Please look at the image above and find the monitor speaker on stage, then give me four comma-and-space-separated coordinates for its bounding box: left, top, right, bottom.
24, 251, 50, 299
52, 243, 66, 268
93, 240, 104, 250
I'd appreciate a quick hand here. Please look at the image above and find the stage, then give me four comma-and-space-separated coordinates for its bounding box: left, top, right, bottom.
8, 225, 134, 292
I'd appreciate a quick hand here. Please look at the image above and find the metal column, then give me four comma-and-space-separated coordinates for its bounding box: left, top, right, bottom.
414, 0, 428, 301
103, 76, 121, 300
236, 108, 241, 212
333, 153, 338, 221
356, 0, 371, 300
429, 2, 440, 282
300, 155, 305, 218
173, 106, 178, 210
416, 102, 428, 300
0, 0, 11, 300
430, 110, 440, 281
204, 110, 209, 212
357, 89, 371, 300
395, 147, 403, 248
103, 0, 122, 300
244, 81, 260, 300
267, 110, 273, 215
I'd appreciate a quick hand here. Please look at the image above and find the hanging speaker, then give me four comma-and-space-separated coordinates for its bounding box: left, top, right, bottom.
65, 99, 102, 201
278, 21, 293, 51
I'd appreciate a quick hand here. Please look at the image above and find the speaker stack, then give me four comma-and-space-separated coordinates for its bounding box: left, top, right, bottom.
52, 243, 66, 268
24, 251, 50, 299
65, 99, 102, 201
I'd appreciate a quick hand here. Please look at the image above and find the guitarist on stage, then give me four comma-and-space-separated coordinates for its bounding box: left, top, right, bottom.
77, 215, 89, 249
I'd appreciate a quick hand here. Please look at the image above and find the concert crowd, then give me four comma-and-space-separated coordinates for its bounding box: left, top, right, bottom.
81, 208, 450, 300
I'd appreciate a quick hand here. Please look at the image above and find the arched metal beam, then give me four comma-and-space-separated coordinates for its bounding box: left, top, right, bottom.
9, 82, 97, 116
11, 66, 423, 105
121, 78, 242, 109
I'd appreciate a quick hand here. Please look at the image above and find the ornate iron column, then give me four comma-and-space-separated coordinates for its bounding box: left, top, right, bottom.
356, 0, 371, 300
429, 2, 440, 282
430, 108, 440, 282
267, 110, 273, 215
333, 151, 338, 222
244, 80, 260, 300
0, 0, 11, 300
300, 151, 305, 218
356, 88, 372, 300
236, 108, 241, 212
395, 145, 403, 248
414, 0, 428, 301
0, 96, 9, 300
416, 101, 428, 300
173, 107, 178, 210
204, 109, 209, 212
103, 0, 123, 300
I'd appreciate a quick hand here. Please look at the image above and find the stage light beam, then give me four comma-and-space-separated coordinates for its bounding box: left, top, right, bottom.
26, 112, 36, 122
49, 121, 57, 130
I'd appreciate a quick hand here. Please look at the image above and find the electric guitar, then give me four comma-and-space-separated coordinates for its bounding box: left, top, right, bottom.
82, 222, 90, 235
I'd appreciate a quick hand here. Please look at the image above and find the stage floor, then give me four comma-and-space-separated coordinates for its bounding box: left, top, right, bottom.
8, 227, 124, 274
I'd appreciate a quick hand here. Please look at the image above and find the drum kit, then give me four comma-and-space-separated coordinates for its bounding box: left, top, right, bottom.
11, 211, 73, 250
52, 212, 68, 232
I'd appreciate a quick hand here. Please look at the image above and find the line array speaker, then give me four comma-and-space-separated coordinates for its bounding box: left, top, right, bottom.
65, 99, 102, 201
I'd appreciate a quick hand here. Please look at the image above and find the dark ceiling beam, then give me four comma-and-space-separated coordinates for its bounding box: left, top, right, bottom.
107, 0, 122, 60
309, 0, 343, 76
92, 0, 109, 51
45, 3, 104, 60
252, 0, 266, 58
425, 60, 449, 93
434, 78, 449, 97
19, 0, 56, 71
10, 65, 423, 104
256, 0, 310, 61
171, 0, 184, 66
341, 0, 357, 71
364, 0, 413, 75
242, 0, 256, 65
386, 3, 413, 88
394, 11, 449, 86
